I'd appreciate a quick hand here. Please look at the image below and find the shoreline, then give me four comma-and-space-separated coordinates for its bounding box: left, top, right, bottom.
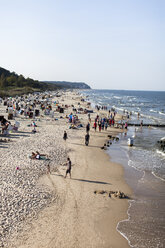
0, 90, 132, 248
107, 124, 165, 248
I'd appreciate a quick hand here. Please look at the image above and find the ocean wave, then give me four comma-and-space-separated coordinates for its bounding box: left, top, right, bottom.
140, 113, 162, 123
113, 96, 121, 99
127, 148, 165, 182
156, 149, 165, 157
116, 200, 136, 248
132, 110, 139, 115
138, 171, 146, 183
159, 111, 165, 116
128, 159, 142, 172
112, 96, 122, 99
150, 109, 158, 113
116, 107, 125, 112
151, 171, 165, 181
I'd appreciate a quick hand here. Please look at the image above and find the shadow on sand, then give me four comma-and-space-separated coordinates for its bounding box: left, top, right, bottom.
71, 178, 111, 185
69, 142, 101, 148
0, 145, 8, 148
52, 174, 111, 185
17, 131, 33, 134
0, 133, 30, 139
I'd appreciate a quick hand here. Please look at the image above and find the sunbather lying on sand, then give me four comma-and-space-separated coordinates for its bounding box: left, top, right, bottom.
31, 151, 47, 159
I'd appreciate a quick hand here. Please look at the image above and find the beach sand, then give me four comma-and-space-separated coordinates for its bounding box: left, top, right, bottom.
0, 91, 132, 248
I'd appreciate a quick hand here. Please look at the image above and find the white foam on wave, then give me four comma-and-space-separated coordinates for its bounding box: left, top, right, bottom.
116, 107, 125, 112
116, 200, 136, 248
112, 105, 129, 113
152, 171, 165, 182
159, 111, 165, 116
132, 110, 138, 115
128, 151, 165, 182
150, 109, 157, 113
140, 113, 162, 123
128, 159, 142, 172
156, 149, 165, 157
113, 96, 121, 99
128, 159, 147, 184
138, 170, 146, 183
103, 95, 110, 99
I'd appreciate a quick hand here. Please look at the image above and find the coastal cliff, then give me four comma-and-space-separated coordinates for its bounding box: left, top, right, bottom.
43, 81, 91, 89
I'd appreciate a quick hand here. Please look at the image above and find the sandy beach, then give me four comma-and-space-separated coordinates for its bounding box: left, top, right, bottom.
0, 91, 132, 248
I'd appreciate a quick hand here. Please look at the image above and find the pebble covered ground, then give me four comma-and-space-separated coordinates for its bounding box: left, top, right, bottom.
0, 114, 68, 247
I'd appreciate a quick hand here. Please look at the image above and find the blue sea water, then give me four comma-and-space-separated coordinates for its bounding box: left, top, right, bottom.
80, 89, 165, 248
81, 89, 165, 179
82, 89, 165, 124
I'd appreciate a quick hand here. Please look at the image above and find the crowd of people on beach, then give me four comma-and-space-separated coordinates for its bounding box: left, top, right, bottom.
0, 91, 134, 248
1, 94, 59, 121
92, 112, 116, 132
0, 92, 131, 180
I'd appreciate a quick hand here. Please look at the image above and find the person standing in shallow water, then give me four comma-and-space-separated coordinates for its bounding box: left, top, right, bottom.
64, 157, 72, 178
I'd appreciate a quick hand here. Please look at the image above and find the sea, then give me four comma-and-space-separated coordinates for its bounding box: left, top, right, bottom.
80, 89, 165, 248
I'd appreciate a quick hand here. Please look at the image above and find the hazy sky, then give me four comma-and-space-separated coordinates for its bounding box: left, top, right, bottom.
0, 0, 164, 90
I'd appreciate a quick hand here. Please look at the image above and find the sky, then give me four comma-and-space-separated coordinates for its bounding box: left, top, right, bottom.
0, 0, 164, 91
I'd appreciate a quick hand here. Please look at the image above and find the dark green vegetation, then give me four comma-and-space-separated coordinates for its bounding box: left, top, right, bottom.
0, 67, 91, 97
0, 67, 60, 97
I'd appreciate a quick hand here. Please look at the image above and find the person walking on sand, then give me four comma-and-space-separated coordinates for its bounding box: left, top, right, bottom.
86, 122, 90, 133
63, 130, 68, 141
105, 122, 108, 130
88, 113, 90, 121
64, 157, 72, 178
98, 122, 101, 132
85, 133, 90, 146
94, 121, 97, 131
46, 163, 50, 174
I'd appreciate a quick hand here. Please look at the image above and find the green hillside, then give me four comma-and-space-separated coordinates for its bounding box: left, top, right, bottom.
0, 67, 91, 97
0, 67, 60, 97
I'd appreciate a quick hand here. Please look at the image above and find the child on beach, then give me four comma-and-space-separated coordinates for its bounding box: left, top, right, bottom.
64, 157, 72, 178
32, 127, 37, 133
